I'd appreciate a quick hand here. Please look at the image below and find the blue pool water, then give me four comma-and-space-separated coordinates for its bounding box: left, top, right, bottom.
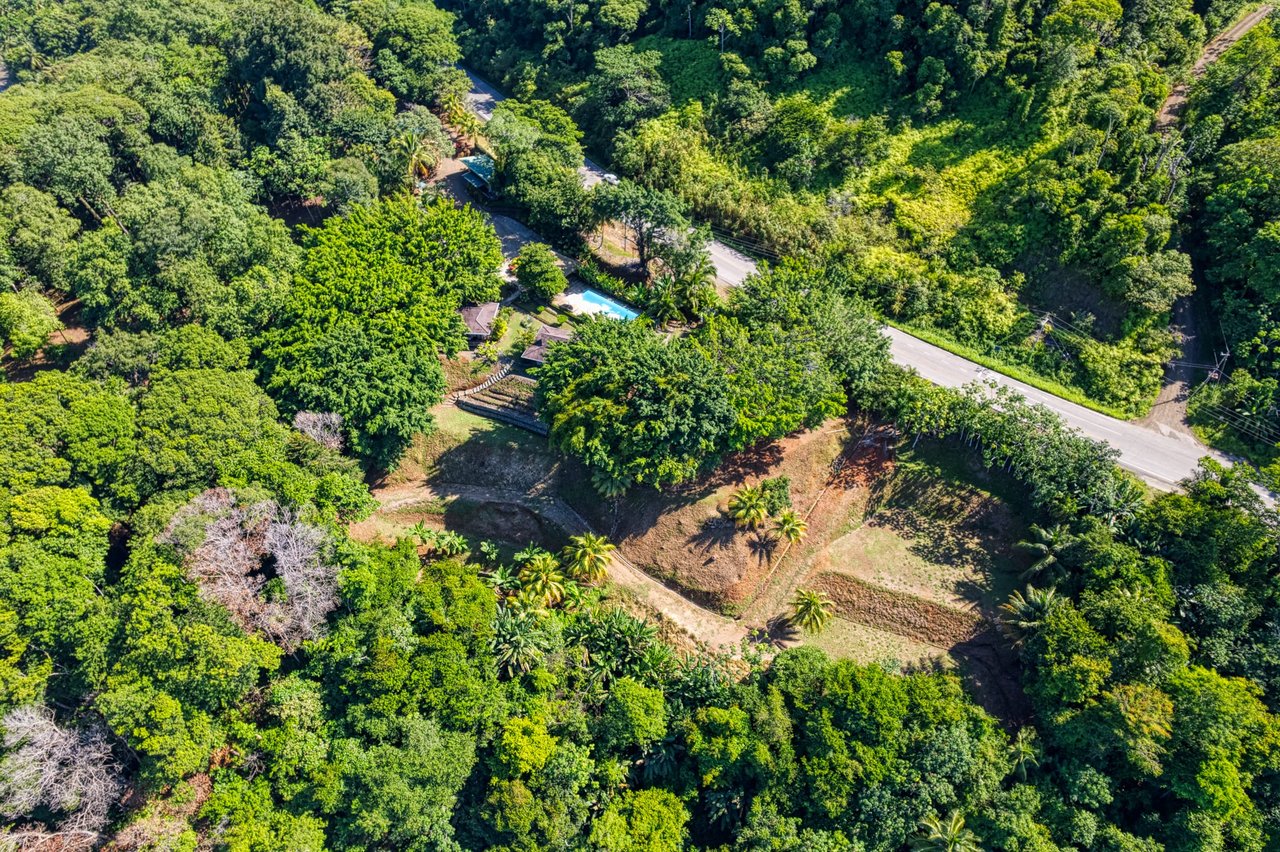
579, 288, 639, 321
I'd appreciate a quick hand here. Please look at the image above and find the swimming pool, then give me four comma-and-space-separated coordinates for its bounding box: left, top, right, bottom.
575, 287, 640, 321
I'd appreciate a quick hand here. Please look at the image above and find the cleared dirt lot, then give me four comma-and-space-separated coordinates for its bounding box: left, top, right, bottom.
566, 420, 867, 611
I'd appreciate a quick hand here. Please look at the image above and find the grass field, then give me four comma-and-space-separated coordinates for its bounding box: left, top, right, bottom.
804, 616, 953, 669
386, 405, 560, 493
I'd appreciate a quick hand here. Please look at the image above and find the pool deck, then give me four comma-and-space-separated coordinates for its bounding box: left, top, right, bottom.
555, 282, 638, 321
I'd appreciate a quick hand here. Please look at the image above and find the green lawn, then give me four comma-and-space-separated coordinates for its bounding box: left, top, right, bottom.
804, 616, 954, 668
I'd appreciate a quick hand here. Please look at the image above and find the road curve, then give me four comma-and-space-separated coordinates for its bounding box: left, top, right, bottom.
885, 328, 1230, 491
369, 480, 747, 649
459, 68, 1271, 499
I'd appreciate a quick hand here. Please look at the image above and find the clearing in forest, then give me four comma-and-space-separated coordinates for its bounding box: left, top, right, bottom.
357, 405, 1033, 718
774, 450, 1030, 719
561, 419, 864, 611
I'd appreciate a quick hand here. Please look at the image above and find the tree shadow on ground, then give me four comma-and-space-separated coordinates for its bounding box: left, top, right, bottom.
695, 441, 787, 491
421, 421, 562, 495
440, 498, 565, 550
950, 627, 1032, 727
747, 531, 778, 560
749, 615, 799, 649
689, 517, 738, 552
864, 458, 1022, 613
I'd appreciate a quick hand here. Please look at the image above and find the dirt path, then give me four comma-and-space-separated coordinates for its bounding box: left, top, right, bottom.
1139, 290, 1216, 438
368, 481, 748, 650
1146, 9, 1270, 431
1156, 5, 1274, 129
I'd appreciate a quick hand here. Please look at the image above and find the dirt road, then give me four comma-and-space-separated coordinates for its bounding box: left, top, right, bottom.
1156, 5, 1274, 129
1139, 293, 1216, 438
369, 481, 749, 650
1148, 5, 1272, 451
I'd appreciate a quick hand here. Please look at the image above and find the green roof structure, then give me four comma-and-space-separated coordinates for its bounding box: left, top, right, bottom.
459, 154, 496, 187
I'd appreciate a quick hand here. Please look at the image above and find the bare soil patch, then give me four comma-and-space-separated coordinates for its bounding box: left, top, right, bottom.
567, 420, 858, 610
811, 572, 983, 648
746, 443, 1032, 722
737, 428, 897, 621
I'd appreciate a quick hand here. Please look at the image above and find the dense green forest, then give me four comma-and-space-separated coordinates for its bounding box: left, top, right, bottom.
0, 0, 1278, 850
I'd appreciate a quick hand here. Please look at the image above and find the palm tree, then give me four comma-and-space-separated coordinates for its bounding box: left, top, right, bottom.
393, 131, 445, 193
511, 588, 552, 617
519, 552, 565, 607
1087, 473, 1146, 531
911, 811, 981, 852
647, 277, 685, 326
790, 588, 834, 634
998, 585, 1059, 647
560, 580, 587, 611
728, 485, 768, 530
683, 277, 718, 321
640, 642, 677, 683
492, 608, 545, 677
561, 532, 616, 585
774, 510, 807, 544
442, 92, 483, 154
674, 253, 717, 320
1016, 523, 1073, 584
1009, 727, 1040, 781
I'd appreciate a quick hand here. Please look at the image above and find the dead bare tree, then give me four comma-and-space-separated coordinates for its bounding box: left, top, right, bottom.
0, 705, 123, 851
159, 490, 339, 651
160, 488, 273, 629
262, 515, 338, 648
292, 411, 344, 451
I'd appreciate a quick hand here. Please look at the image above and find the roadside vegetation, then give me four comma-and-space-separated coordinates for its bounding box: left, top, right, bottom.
0, 0, 1277, 851
445, 0, 1279, 434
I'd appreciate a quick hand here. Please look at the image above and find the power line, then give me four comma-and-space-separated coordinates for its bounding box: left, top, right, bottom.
1195, 402, 1280, 444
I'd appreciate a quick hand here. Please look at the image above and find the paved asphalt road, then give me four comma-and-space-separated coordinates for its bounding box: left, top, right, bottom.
461, 68, 1273, 499
885, 328, 1233, 492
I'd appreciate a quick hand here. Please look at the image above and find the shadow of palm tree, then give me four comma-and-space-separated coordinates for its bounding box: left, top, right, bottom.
765, 614, 800, 647
747, 530, 778, 559
689, 517, 738, 552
